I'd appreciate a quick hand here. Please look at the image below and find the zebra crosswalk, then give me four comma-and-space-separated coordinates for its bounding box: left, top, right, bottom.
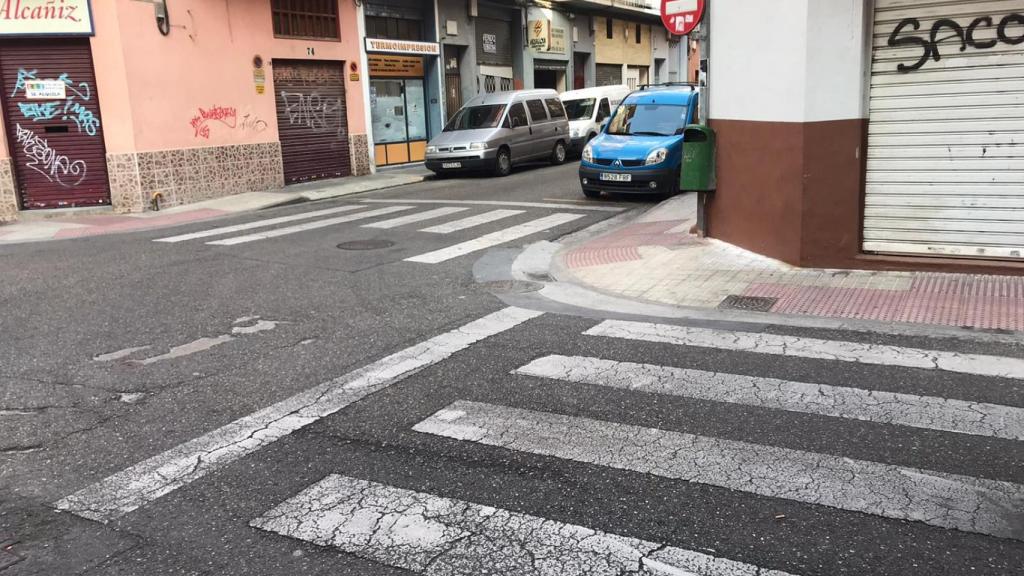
153, 200, 612, 263
55, 311, 1024, 574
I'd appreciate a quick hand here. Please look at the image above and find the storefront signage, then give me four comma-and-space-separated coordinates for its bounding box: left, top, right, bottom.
549, 26, 566, 53
24, 79, 65, 99
528, 19, 549, 51
482, 33, 497, 54
365, 38, 440, 56
253, 68, 266, 95
368, 54, 425, 78
529, 19, 566, 54
0, 0, 94, 36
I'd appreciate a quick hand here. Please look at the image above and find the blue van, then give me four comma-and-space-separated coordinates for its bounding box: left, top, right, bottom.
578, 85, 699, 198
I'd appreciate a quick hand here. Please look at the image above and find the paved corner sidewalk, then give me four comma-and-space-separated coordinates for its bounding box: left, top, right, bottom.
554, 194, 1024, 332
0, 167, 429, 244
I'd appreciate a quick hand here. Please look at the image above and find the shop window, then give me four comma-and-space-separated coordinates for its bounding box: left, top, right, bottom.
606, 17, 613, 39
544, 98, 566, 119
271, 0, 340, 40
635, 24, 641, 44
526, 99, 549, 123
365, 15, 422, 40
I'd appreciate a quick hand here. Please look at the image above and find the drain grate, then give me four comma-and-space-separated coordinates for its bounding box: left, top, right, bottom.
718, 295, 778, 312
336, 239, 395, 251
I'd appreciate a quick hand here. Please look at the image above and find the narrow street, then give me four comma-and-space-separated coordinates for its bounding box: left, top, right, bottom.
2, 162, 1023, 576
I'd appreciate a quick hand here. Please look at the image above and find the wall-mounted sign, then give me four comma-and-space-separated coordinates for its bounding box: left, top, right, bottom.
24, 79, 66, 99
253, 68, 266, 95
0, 0, 94, 36
368, 54, 425, 78
350, 73, 360, 82
549, 26, 566, 53
528, 19, 549, 51
365, 38, 440, 56
482, 33, 497, 54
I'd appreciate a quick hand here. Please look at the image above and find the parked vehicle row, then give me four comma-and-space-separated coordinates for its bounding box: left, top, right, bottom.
423, 83, 701, 202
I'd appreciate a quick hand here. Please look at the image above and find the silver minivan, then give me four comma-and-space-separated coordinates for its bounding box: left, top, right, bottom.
425, 89, 570, 177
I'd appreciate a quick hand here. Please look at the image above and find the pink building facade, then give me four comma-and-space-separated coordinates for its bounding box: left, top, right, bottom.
0, 0, 370, 223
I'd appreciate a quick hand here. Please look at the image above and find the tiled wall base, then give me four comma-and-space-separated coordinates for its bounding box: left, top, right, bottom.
349, 133, 371, 176
0, 158, 17, 223
107, 142, 285, 214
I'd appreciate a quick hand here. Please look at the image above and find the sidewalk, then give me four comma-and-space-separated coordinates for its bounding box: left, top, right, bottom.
0, 167, 429, 244
554, 194, 1024, 332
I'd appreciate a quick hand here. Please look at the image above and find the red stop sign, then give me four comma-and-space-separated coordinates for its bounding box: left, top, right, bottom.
661, 0, 705, 36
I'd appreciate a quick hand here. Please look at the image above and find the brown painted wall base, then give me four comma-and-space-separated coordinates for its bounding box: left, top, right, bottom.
706, 118, 1024, 276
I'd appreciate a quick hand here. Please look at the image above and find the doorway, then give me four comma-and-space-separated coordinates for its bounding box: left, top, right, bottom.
370, 77, 428, 166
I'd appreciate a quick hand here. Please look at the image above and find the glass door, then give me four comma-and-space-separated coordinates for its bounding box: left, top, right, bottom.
403, 79, 428, 162
370, 79, 409, 165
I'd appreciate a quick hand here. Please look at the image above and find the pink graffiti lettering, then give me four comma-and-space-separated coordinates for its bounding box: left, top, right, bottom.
189, 105, 238, 139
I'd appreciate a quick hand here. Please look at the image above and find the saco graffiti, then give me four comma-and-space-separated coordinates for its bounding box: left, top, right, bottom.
240, 113, 268, 134
190, 105, 238, 139
888, 12, 1024, 73
279, 91, 344, 136
12, 68, 100, 135
14, 123, 87, 187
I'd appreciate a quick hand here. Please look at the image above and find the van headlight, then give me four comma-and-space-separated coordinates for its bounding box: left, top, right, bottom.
468, 142, 488, 151
582, 143, 594, 163
426, 145, 438, 154
645, 147, 668, 166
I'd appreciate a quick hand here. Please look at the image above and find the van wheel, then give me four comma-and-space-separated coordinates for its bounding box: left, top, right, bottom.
494, 147, 512, 177
551, 141, 567, 165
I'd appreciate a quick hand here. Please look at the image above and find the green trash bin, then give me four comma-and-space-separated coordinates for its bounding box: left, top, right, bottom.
680, 124, 716, 191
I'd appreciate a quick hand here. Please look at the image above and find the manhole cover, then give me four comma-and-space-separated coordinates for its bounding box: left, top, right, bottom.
336, 239, 395, 251
718, 295, 778, 312
479, 280, 544, 294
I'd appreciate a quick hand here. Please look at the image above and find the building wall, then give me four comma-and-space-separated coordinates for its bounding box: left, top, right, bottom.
523, 6, 572, 90
594, 17, 652, 66
0, 0, 370, 221
706, 0, 871, 268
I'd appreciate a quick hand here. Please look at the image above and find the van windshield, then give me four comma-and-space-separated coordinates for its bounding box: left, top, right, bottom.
562, 98, 595, 121
606, 103, 688, 137
444, 104, 506, 131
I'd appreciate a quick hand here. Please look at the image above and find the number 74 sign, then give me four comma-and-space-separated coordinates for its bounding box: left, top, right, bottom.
661, 0, 706, 36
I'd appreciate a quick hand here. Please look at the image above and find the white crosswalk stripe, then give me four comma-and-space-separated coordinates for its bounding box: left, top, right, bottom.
419, 208, 525, 234
405, 213, 585, 264
252, 475, 800, 576
414, 400, 1024, 540
514, 355, 1024, 440
54, 307, 542, 523
586, 320, 1024, 379
361, 206, 469, 229
153, 205, 367, 243
205, 206, 413, 246
362, 198, 626, 212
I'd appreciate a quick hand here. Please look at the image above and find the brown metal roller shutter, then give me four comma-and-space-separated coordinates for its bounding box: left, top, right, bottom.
0, 38, 110, 209
273, 60, 351, 184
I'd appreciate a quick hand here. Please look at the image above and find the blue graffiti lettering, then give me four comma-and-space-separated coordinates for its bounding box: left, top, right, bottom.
18, 101, 61, 121
12, 67, 99, 135
62, 100, 99, 136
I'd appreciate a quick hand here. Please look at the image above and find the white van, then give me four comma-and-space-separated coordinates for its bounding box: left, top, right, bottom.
559, 85, 631, 153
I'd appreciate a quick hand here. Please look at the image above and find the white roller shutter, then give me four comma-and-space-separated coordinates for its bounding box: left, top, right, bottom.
865, 0, 1024, 260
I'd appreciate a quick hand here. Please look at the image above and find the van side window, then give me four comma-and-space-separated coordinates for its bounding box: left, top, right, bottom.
544, 98, 566, 119
525, 99, 549, 123
507, 102, 529, 128
596, 98, 611, 121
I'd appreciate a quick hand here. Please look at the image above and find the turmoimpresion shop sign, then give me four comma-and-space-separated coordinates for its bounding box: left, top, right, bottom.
0, 0, 94, 36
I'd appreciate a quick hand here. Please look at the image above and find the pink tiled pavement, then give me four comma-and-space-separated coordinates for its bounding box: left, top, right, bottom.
745, 274, 1024, 331
52, 209, 228, 239
564, 220, 696, 269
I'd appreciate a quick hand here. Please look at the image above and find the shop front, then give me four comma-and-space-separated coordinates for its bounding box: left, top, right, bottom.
365, 38, 439, 166
0, 1, 109, 215
526, 7, 572, 92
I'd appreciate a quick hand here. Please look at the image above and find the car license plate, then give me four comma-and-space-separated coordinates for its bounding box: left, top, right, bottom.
442, 162, 462, 169
600, 173, 631, 182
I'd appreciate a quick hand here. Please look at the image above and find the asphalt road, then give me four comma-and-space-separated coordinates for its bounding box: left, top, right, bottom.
1, 161, 1023, 576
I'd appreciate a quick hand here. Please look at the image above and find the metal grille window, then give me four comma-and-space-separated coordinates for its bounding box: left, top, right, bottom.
272, 0, 339, 40
500, 78, 512, 91
484, 76, 496, 93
